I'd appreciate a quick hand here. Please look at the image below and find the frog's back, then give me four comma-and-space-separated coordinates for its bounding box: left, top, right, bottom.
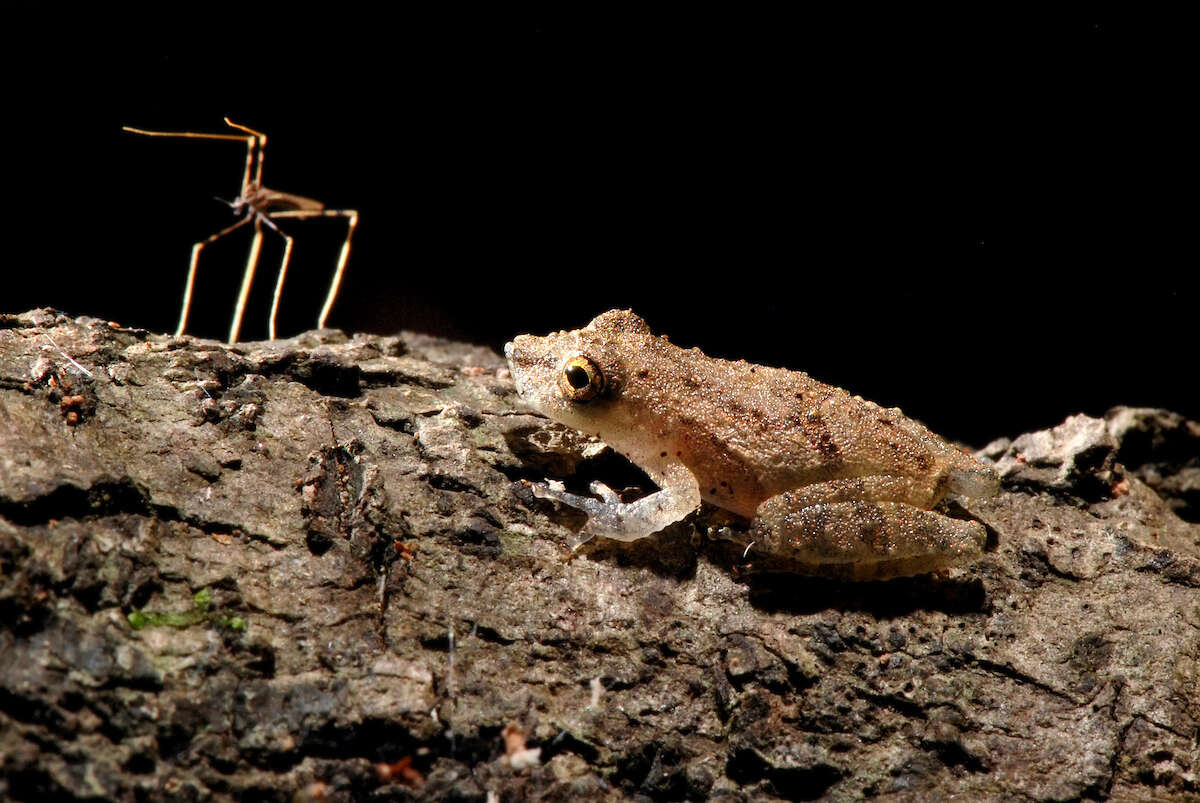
624, 340, 993, 515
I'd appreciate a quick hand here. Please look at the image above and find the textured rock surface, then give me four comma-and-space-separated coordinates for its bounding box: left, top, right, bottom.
1, 309, 1197, 801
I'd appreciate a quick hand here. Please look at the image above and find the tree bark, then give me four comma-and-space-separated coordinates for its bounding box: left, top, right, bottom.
1, 309, 1197, 801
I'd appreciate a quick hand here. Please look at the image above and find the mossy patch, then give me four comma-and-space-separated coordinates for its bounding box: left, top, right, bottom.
127, 587, 246, 632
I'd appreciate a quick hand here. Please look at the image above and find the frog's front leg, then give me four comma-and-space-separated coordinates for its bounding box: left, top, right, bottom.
749, 494, 987, 579
533, 462, 701, 549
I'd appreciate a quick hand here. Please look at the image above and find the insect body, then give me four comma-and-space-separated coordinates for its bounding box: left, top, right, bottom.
123, 118, 358, 343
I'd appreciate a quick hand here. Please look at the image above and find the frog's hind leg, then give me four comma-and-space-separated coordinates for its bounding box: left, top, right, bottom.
750, 499, 986, 580
768, 475, 942, 509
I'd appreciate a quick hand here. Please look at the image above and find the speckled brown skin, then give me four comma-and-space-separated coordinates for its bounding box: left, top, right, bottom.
506, 310, 997, 576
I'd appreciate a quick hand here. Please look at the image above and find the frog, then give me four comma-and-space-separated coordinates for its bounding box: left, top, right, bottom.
504, 309, 999, 579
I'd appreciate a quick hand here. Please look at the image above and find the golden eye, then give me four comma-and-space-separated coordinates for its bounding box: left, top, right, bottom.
558, 355, 604, 401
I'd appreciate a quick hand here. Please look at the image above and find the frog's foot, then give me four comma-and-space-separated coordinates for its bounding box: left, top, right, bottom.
751, 498, 986, 579
531, 480, 620, 550
530, 463, 702, 550
946, 465, 1000, 500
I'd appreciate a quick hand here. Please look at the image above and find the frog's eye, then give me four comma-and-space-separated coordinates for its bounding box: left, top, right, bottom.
558, 355, 605, 402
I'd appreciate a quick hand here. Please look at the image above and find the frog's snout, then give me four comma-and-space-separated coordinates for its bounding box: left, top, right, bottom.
504, 337, 533, 398
504, 338, 529, 373
505, 335, 542, 367
504, 341, 520, 393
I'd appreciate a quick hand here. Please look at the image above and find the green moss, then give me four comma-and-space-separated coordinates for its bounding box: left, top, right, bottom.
126, 587, 245, 632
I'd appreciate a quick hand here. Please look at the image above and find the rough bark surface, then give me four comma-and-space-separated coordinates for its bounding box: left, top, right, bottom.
1, 309, 1197, 802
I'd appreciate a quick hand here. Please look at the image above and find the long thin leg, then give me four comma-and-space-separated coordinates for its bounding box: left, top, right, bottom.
228, 217, 265, 344
123, 125, 257, 206
222, 119, 268, 187
177, 215, 254, 336
318, 212, 359, 330
268, 234, 296, 341
272, 209, 360, 330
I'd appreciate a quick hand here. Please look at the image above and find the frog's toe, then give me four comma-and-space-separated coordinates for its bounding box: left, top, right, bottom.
532, 481, 606, 515
947, 466, 1000, 499
588, 481, 621, 505
566, 530, 598, 552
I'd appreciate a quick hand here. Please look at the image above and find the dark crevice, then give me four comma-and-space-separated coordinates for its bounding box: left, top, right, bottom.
0, 479, 283, 550
215, 351, 364, 398
1099, 716, 1138, 799
361, 372, 453, 391
969, 657, 1076, 703
0, 688, 70, 734
726, 746, 843, 800
97, 674, 164, 693
305, 530, 335, 556
859, 690, 929, 721
614, 741, 689, 799
286, 355, 362, 398
121, 752, 156, 775
369, 411, 416, 435
1018, 546, 1091, 584
541, 728, 601, 764
0, 376, 40, 393
746, 573, 988, 617
245, 718, 501, 775
3, 767, 99, 803
425, 474, 484, 496
0, 479, 153, 527
419, 634, 452, 652
923, 737, 989, 773
468, 623, 515, 646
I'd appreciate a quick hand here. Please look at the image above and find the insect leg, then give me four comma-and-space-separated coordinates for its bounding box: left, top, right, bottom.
177, 215, 254, 337
271, 209, 360, 331
222, 119, 268, 188
122, 125, 258, 209
318, 211, 359, 330
268, 233, 296, 341
228, 216, 265, 344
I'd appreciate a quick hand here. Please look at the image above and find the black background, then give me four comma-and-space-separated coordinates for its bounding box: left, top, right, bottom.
5, 8, 1193, 446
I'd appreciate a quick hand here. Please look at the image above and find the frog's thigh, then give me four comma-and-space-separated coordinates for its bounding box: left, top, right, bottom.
771, 475, 940, 509
751, 498, 985, 564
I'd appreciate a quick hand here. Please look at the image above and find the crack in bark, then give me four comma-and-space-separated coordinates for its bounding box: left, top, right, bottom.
967, 657, 1078, 703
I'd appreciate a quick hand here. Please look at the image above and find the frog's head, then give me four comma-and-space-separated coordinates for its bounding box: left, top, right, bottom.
505, 310, 651, 437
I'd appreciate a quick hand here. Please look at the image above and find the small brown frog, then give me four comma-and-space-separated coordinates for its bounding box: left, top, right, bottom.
505, 310, 998, 579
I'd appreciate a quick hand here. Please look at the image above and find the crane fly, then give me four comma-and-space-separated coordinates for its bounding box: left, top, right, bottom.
122, 118, 359, 343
